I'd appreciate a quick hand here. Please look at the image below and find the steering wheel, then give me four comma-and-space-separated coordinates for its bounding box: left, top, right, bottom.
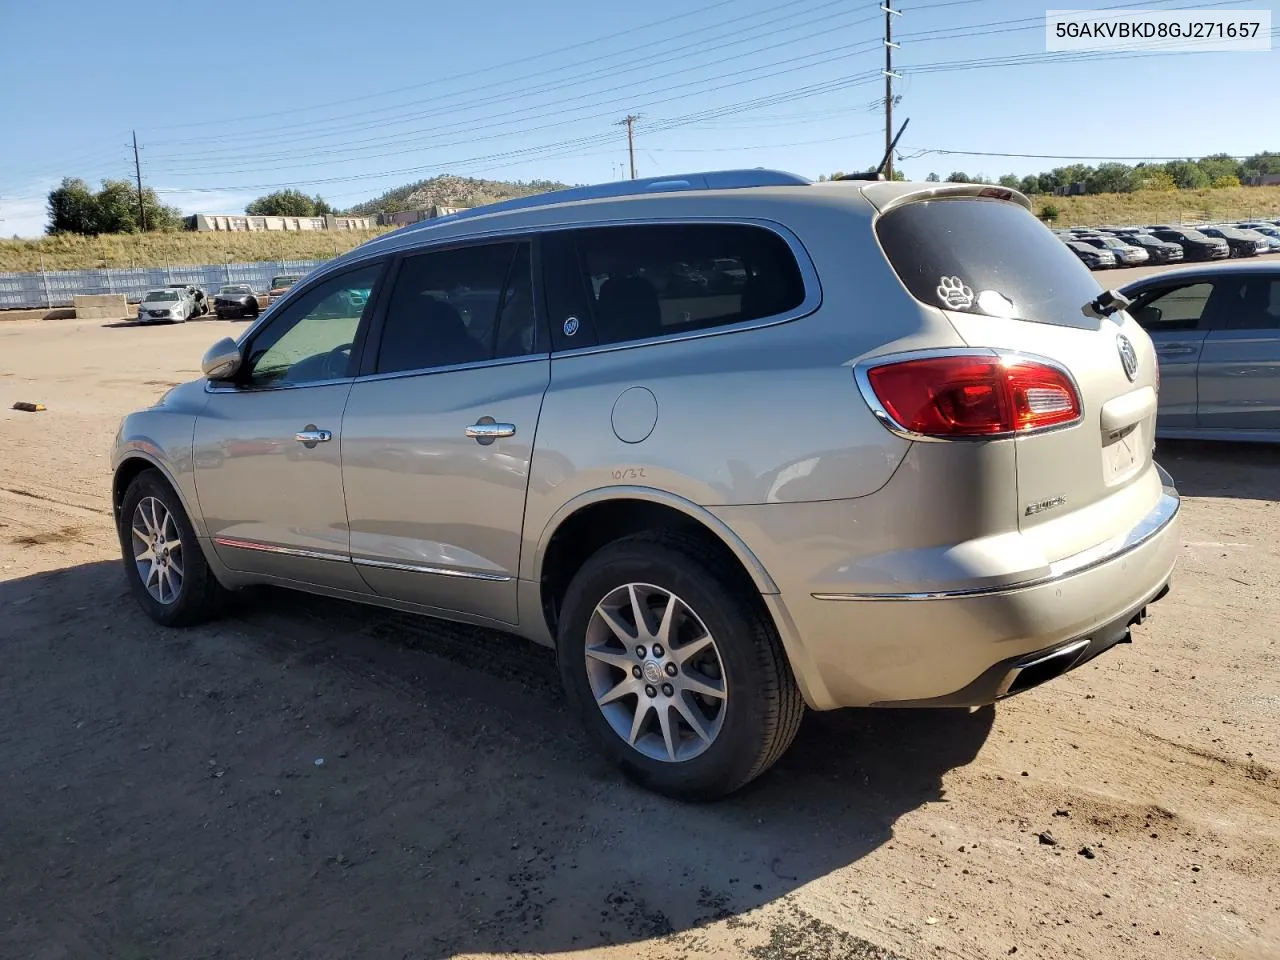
322, 344, 352, 379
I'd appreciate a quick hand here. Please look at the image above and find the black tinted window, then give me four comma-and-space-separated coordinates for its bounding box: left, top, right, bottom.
573, 224, 805, 346
1216, 277, 1280, 331
876, 199, 1101, 329
377, 242, 535, 373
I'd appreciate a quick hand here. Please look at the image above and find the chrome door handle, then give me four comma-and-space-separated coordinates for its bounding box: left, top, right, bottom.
465, 418, 516, 445
1156, 345, 1196, 356
294, 428, 332, 444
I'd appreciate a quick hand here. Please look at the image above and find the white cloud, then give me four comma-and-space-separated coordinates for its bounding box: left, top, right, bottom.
1, 183, 56, 238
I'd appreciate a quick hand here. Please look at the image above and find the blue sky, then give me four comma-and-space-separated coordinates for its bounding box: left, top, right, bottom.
1, 0, 1276, 236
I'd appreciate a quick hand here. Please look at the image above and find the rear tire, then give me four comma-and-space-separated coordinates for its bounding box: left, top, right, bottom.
557, 534, 803, 800
118, 469, 227, 627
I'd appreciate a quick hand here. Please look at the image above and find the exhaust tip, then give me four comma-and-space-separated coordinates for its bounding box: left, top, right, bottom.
1002, 639, 1091, 697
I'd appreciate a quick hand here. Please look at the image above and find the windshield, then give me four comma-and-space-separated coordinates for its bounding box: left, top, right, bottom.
877, 198, 1100, 329
143, 291, 179, 302
1100, 237, 1126, 248
271, 276, 299, 288
219, 285, 251, 295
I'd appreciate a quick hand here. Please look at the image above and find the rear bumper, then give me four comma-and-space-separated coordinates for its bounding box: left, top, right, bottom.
740, 465, 1181, 710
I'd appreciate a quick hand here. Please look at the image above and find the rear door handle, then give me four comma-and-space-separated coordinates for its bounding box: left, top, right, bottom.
465, 418, 516, 445
1156, 345, 1197, 356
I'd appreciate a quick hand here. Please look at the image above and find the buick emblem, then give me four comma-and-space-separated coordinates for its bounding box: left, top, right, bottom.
1116, 334, 1139, 382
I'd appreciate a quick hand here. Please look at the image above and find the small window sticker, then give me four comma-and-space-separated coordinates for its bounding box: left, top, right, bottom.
936, 276, 974, 310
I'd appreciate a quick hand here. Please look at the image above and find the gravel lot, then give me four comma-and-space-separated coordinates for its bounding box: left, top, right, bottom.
1, 310, 1277, 960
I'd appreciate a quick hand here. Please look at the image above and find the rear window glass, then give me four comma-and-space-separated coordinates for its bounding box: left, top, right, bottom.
574, 223, 805, 345
875, 198, 1101, 328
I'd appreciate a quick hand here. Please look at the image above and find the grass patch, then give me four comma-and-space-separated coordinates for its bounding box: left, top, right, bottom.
1040, 185, 1280, 227
0, 229, 393, 272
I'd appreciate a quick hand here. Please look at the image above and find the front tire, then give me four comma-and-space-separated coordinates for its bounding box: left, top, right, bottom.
558, 535, 804, 800
118, 469, 226, 627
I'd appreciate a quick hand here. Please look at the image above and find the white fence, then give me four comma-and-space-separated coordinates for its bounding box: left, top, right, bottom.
0, 259, 331, 310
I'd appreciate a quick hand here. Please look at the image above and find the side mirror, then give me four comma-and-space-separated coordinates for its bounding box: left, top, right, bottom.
201, 336, 243, 381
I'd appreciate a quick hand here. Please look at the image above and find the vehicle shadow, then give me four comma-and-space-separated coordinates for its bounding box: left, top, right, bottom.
1157, 439, 1280, 500
0, 560, 993, 959
101, 317, 222, 328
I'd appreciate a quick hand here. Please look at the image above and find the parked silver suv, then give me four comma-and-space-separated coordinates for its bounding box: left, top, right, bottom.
112, 171, 1180, 799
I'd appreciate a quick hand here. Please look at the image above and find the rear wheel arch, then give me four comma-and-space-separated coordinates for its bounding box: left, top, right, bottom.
535, 491, 777, 642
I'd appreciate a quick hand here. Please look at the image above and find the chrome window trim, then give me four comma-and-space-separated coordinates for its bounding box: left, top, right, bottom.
813, 473, 1179, 602
851, 346, 1086, 443
352, 556, 511, 582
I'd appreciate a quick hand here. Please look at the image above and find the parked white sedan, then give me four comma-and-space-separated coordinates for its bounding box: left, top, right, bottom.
137, 288, 200, 324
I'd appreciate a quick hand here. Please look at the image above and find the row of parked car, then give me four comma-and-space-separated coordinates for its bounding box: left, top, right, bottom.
133, 275, 304, 324
1057, 219, 1280, 270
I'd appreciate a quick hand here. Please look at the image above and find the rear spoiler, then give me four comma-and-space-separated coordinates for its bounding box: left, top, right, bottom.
859, 182, 1033, 215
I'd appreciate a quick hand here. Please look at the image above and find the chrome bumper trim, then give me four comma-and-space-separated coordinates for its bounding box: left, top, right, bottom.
813, 466, 1179, 602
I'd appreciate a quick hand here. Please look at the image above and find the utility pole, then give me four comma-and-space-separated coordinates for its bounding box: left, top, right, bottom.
132, 130, 147, 232
882, 3, 902, 180
618, 114, 640, 180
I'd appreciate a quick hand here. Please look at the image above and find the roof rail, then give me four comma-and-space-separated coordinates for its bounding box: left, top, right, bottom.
393, 169, 812, 233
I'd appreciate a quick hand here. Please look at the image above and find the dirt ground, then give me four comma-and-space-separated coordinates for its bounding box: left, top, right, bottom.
1, 313, 1277, 960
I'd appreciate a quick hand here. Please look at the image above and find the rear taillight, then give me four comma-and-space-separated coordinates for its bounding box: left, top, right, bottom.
863, 354, 1081, 438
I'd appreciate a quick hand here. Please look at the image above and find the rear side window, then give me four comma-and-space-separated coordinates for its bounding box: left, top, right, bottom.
570, 223, 805, 346
876, 198, 1101, 329
376, 241, 536, 374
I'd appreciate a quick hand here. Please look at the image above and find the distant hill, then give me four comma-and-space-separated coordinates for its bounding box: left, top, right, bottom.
345, 175, 574, 217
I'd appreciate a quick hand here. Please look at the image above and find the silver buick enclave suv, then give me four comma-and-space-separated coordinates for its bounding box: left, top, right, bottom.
112, 171, 1180, 799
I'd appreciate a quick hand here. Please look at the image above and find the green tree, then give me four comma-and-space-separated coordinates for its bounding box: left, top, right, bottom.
945, 171, 971, 183
1086, 163, 1134, 194
1210, 175, 1242, 189
1198, 153, 1242, 184
46, 177, 181, 234
46, 178, 98, 234
95, 179, 142, 233
246, 189, 332, 217
925, 172, 940, 182
1241, 152, 1280, 176
1018, 175, 1040, 195
1163, 160, 1209, 190
1136, 169, 1178, 192
998, 174, 1020, 189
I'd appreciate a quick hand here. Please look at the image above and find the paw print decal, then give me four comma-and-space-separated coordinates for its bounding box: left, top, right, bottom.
936, 276, 974, 310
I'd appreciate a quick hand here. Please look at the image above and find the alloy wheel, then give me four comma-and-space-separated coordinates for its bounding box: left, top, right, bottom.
584, 582, 728, 763
131, 496, 184, 604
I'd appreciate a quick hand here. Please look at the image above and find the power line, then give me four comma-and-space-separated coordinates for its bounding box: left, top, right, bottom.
145, 0, 862, 150
146, 43, 882, 178
142, 0, 750, 132
145, 3, 875, 162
